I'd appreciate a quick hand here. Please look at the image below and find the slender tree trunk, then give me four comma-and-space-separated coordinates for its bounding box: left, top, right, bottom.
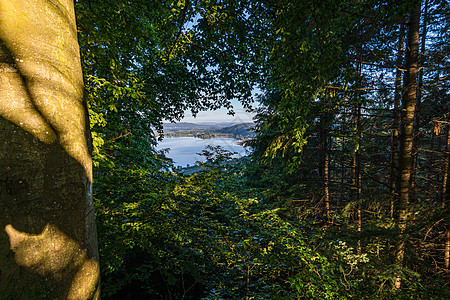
443, 85, 450, 269
394, 3, 421, 289
321, 114, 331, 221
340, 125, 344, 211
444, 125, 450, 269
354, 48, 363, 252
445, 229, 450, 269
391, 24, 406, 219
350, 101, 362, 253
0, 1, 99, 298
350, 143, 362, 254
324, 132, 331, 221
356, 156, 362, 255
352, 153, 357, 218
356, 104, 362, 255
443, 126, 450, 206
410, 0, 429, 202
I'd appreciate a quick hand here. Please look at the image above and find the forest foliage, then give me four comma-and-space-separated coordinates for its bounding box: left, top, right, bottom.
75, 0, 449, 298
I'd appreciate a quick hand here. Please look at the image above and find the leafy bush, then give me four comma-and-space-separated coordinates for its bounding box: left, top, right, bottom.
94, 147, 354, 299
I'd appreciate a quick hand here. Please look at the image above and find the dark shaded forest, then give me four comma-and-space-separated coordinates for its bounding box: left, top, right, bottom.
76, 0, 449, 298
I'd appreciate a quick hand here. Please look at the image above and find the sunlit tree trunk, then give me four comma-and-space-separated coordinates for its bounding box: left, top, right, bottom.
409, 0, 429, 203
394, 2, 421, 289
446, 227, 450, 270
0, 0, 99, 298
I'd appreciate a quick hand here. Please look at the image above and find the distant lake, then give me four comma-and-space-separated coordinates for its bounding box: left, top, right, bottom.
156, 137, 249, 167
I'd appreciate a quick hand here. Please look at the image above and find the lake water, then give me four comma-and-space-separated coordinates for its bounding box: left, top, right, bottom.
156, 137, 249, 167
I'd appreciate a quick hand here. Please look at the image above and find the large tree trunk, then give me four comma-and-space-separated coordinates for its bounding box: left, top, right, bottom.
394, 2, 421, 290
0, 1, 99, 299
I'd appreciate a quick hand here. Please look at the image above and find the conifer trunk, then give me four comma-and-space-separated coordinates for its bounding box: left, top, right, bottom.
444, 125, 450, 269
391, 24, 405, 219
443, 125, 450, 206
320, 114, 331, 221
410, 0, 429, 202
356, 104, 362, 255
394, 2, 421, 289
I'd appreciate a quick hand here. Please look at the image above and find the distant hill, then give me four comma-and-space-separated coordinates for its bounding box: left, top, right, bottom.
217, 123, 255, 138
161, 122, 255, 139
163, 122, 222, 131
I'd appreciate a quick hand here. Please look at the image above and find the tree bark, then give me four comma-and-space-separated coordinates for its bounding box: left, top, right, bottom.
320, 114, 331, 221
391, 23, 405, 219
352, 103, 362, 254
324, 126, 331, 222
444, 125, 450, 269
0, 0, 99, 299
409, 0, 429, 203
394, 2, 421, 289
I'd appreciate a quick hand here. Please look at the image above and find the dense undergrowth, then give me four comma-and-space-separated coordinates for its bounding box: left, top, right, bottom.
94, 146, 449, 299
